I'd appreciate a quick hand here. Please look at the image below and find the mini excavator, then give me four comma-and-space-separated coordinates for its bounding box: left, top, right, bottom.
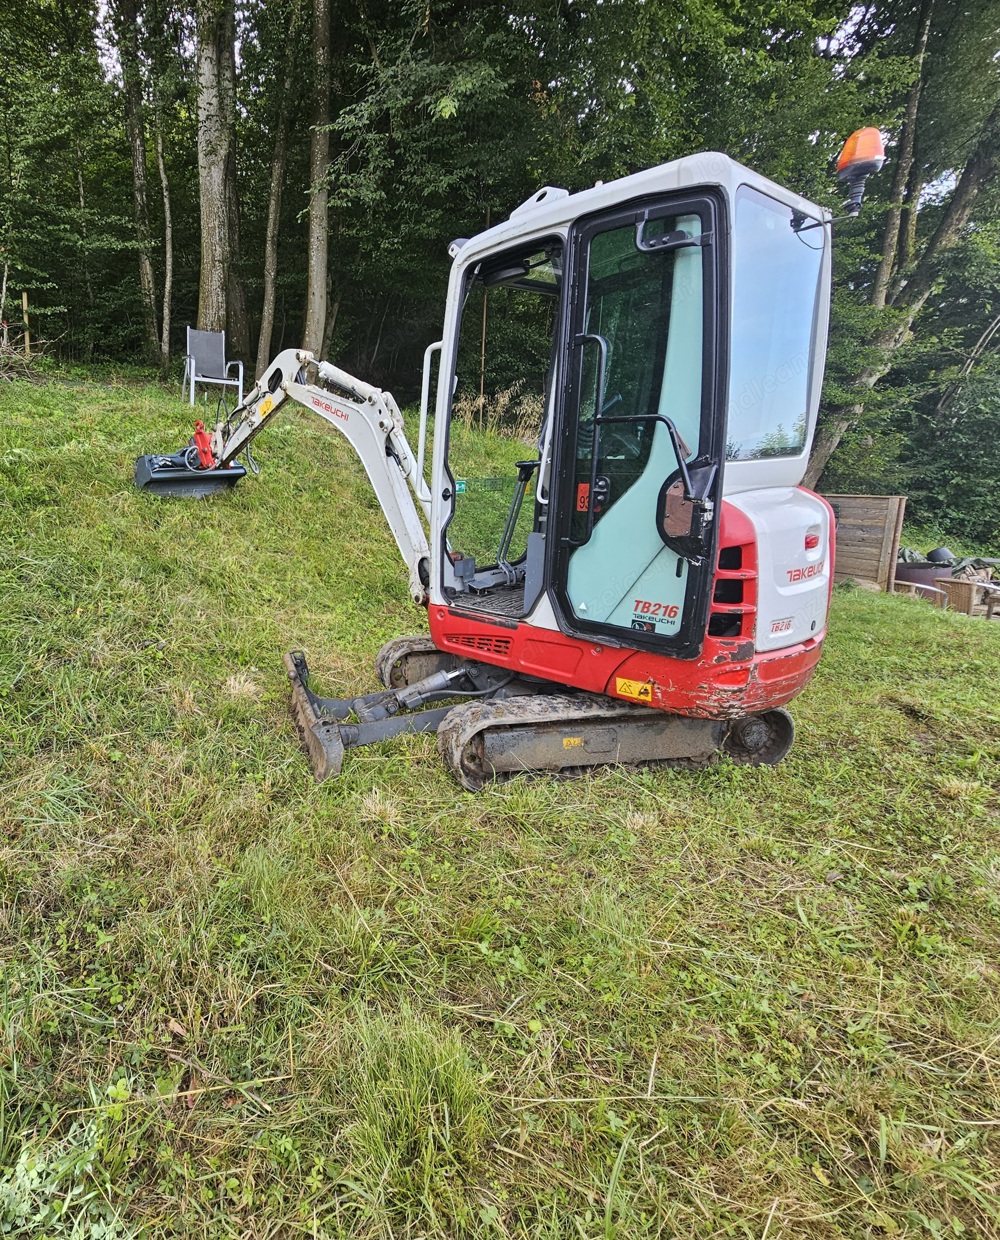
136, 132, 884, 789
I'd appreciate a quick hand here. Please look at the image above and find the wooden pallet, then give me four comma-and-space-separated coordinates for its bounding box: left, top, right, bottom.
823, 494, 906, 592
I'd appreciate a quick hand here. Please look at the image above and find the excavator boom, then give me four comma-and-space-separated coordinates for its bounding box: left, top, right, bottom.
135, 348, 431, 604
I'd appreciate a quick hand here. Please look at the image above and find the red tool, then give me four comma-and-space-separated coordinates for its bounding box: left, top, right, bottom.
192, 420, 214, 470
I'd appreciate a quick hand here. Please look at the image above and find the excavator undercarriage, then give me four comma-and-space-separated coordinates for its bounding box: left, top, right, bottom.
286, 636, 794, 791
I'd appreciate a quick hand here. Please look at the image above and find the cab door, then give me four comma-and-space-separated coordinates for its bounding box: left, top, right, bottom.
550, 193, 726, 660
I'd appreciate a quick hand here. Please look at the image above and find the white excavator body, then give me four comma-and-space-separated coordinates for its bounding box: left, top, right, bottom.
135, 137, 884, 787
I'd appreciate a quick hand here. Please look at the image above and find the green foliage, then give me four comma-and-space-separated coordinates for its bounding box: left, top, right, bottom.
827, 221, 1000, 541
0, 0, 143, 359
2, 0, 999, 531
0, 1108, 138, 1238
811, 0, 1000, 532
900, 368, 1000, 547
339, 1008, 489, 1225
0, 0, 942, 387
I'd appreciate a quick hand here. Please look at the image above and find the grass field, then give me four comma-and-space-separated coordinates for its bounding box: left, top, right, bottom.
1, 373, 999, 1239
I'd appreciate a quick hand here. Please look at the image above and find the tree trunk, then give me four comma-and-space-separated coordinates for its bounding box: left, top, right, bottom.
196, 0, 231, 333
155, 120, 173, 373
302, 0, 330, 355
255, 121, 289, 377
255, 30, 298, 378
935, 308, 1000, 414
113, 0, 159, 359
369, 296, 390, 371
220, 18, 249, 360
893, 162, 924, 289
870, 0, 933, 310
320, 286, 340, 361
803, 417, 853, 489
806, 92, 1000, 485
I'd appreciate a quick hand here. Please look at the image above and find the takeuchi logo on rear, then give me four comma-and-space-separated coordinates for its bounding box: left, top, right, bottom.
787, 560, 825, 583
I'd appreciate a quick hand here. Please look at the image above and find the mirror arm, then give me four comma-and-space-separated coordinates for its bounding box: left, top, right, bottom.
790, 211, 864, 234
595, 412, 717, 501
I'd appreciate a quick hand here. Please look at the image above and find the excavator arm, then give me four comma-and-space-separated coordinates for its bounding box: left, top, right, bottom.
134, 348, 432, 604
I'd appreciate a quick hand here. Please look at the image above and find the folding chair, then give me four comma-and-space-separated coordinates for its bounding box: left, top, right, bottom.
183, 327, 244, 408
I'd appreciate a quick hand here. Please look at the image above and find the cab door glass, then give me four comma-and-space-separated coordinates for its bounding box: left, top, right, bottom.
445, 245, 561, 575
565, 212, 705, 637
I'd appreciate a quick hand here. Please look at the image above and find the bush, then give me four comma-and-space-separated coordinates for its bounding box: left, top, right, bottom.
901, 370, 1000, 550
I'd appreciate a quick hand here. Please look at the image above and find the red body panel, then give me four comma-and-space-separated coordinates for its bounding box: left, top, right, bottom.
428, 501, 831, 719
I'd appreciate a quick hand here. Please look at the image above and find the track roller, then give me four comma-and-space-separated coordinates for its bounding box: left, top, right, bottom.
721, 709, 795, 766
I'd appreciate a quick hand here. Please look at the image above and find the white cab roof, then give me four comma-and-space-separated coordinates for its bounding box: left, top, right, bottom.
455, 151, 828, 265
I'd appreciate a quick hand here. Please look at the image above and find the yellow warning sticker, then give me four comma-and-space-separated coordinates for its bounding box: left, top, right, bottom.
615, 677, 653, 703
562, 736, 583, 749
259, 396, 274, 418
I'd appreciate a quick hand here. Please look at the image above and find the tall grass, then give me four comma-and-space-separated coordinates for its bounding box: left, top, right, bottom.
337, 1007, 489, 1231
452, 382, 543, 444
1, 372, 999, 1237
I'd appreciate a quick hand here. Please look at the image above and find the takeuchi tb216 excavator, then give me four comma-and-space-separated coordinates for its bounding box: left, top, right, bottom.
136, 132, 884, 789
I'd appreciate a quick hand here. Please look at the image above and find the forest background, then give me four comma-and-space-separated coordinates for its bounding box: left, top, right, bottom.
2, 0, 999, 544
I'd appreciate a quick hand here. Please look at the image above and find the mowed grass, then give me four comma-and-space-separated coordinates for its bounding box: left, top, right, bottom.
1, 373, 999, 1239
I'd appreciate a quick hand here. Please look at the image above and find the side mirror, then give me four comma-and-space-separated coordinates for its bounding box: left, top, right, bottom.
661, 477, 696, 539
837, 127, 885, 217
656, 464, 716, 564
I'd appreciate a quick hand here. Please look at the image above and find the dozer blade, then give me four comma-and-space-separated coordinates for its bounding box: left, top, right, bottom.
134, 454, 247, 499
284, 651, 345, 782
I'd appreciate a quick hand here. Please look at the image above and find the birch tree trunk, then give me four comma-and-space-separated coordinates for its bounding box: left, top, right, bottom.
112, 0, 159, 359
75, 148, 95, 362
0, 258, 10, 349
302, 0, 330, 355
196, 0, 231, 333
155, 121, 173, 373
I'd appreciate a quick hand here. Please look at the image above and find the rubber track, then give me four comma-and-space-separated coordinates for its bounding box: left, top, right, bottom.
437, 692, 718, 792
374, 634, 442, 689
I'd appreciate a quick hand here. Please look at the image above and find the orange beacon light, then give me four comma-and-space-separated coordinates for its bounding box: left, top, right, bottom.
837, 127, 886, 215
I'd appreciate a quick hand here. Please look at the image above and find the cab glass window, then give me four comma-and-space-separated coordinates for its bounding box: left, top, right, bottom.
564, 210, 706, 638
445, 243, 561, 572
727, 187, 824, 461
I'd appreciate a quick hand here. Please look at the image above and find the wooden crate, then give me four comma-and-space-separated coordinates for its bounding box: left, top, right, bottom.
823, 494, 907, 592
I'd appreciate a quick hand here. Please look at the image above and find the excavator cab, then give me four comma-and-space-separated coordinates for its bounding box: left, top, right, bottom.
432, 162, 829, 673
